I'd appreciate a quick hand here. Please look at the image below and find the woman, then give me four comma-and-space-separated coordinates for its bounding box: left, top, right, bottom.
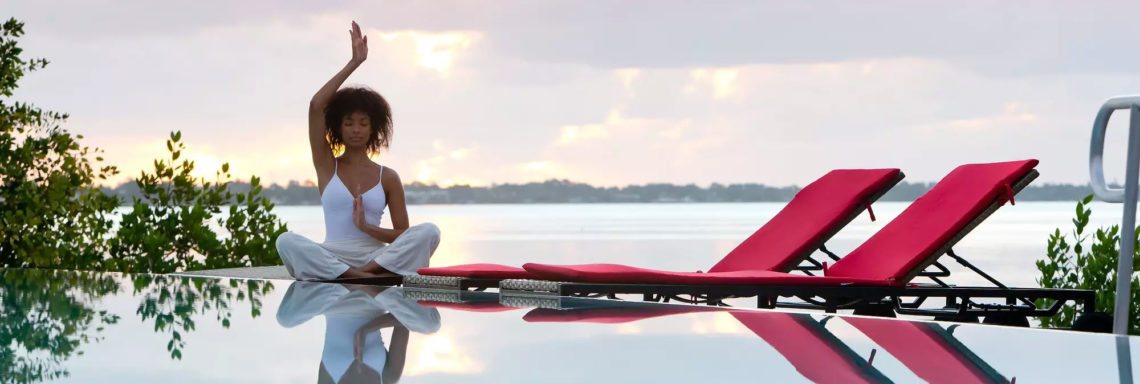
276, 21, 441, 280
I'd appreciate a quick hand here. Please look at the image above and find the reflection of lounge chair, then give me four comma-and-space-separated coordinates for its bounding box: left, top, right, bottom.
511, 160, 1098, 323
523, 302, 725, 324
845, 316, 1010, 384
407, 168, 904, 290
733, 312, 892, 384
519, 303, 890, 383
405, 289, 521, 313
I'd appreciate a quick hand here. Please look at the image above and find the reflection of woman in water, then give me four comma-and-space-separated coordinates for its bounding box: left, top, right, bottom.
277, 282, 441, 383
275, 21, 441, 280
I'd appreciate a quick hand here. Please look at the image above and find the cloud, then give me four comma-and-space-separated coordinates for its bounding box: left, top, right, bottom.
514, 160, 571, 181
556, 111, 618, 144
686, 68, 740, 100
555, 109, 691, 147
926, 102, 1039, 133
615, 68, 640, 96
377, 30, 479, 75
13, 1, 1140, 188
410, 141, 483, 186
519, 161, 560, 173
14, 1, 1140, 75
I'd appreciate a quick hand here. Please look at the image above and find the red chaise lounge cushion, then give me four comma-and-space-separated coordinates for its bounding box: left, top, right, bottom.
522, 263, 895, 286
416, 263, 537, 280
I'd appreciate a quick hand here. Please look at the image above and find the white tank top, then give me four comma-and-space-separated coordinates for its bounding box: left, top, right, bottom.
321, 158, 387, 242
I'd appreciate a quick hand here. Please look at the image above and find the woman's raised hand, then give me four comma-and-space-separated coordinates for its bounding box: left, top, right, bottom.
350, 20, 368, 64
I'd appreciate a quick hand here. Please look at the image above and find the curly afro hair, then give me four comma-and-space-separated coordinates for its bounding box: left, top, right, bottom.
324, 86, 393, 155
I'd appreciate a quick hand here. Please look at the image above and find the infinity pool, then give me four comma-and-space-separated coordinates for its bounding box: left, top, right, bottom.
1, 268, 1135, 383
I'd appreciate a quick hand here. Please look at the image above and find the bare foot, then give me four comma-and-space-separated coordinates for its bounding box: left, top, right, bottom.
360, 261, 396, 276
337, 266, 398, 279
337, 267, 373, 279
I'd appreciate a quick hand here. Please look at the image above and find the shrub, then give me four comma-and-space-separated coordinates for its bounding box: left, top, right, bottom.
1036, 194, 1140, 334
0, 17, 288, 273
107, 131, 288, 273
0, 18, 120, 270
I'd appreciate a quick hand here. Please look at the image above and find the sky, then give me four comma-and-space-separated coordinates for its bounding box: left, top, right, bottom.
6, 0, 1140, 187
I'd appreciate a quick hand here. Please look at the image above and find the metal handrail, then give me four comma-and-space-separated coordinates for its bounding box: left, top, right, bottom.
1089, 95, 1140, 336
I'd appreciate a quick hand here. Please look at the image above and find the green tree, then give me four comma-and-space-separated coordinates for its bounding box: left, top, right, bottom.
0, 18, 120, 269
0, 17, 287, 273
108, 131, 288, 273
1036, 194, 1140, 334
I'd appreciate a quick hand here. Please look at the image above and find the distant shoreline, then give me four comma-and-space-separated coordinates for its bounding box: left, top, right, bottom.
101, 179, 1098, 206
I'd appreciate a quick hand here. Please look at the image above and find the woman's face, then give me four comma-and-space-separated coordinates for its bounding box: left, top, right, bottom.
340, 110, 372, 149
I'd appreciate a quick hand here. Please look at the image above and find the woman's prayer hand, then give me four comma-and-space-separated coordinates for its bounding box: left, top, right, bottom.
353, 194, 366, 230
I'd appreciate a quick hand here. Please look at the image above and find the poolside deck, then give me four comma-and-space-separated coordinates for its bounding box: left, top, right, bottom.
173, 265, 292, 280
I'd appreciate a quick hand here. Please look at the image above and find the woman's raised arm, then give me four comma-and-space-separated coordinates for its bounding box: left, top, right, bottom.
310, 21, 369, 191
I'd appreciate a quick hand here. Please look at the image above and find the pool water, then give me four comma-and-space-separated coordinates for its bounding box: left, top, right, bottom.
2, 268, 1137, 383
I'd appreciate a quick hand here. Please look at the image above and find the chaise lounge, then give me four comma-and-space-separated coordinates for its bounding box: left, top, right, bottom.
507, 160, 1100, 326
406, 168, 904, 290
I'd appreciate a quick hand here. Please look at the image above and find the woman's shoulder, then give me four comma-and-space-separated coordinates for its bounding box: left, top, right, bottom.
379, 165, 402, 186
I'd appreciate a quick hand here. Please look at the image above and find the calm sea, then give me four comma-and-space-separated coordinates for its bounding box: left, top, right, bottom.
271, 201, 1130, 288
